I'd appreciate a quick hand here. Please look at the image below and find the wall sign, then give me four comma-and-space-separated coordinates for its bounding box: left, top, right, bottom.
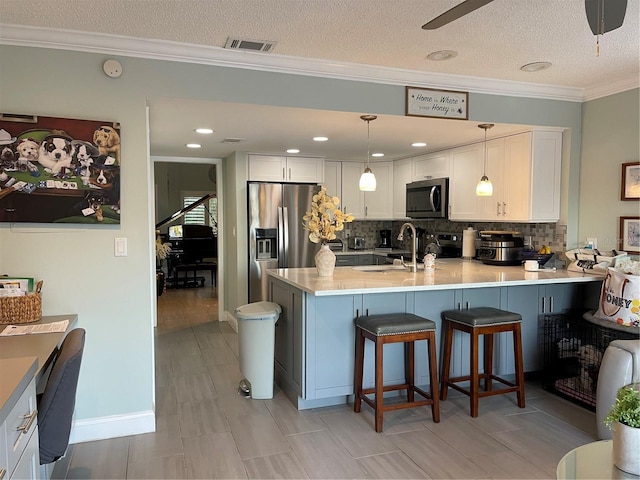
405, 87, 468, 120
0, 114, 121, 224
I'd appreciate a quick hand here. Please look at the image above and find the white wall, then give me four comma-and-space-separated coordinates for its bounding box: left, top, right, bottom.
579, 89, 640, 252
0, 43, 598, 440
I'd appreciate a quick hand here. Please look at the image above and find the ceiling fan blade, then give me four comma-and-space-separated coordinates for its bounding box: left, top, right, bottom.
422, 0, 495, 30
585, 0, 627, 35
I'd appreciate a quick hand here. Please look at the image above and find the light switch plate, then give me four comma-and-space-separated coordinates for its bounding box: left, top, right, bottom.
115, 237, 127, 256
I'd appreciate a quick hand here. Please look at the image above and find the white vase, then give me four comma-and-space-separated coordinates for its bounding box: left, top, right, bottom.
315, 243, 336, 277
612, 421, 640, 475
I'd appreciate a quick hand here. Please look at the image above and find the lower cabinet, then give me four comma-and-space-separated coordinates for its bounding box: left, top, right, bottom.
2, 377, 40, 480
335, 253, 375, 267
269, 276, 589, 409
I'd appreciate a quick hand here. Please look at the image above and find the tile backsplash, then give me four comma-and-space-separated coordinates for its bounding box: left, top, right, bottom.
341, 220, 568, 265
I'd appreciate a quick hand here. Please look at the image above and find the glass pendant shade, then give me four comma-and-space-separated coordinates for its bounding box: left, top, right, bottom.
476, 176, 493, 196
359, 114, 377, 192
476, 123, 494, 197
359, 167, 377, 191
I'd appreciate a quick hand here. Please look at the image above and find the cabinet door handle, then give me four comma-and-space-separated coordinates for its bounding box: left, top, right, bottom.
356, 309, 359, 318
17, 409, 37, 434
550, 296, 554, 313
457, 302, 462, 310
0, 467, 6, 480
366, 309, 369, 316
497, 202, 501, 216
541, 297, 546, 313
466, 301, 470, 309
289, 168, 292, 180
502, 202, 507, 216
282, 167, 285, 180
365, 206, 368, 217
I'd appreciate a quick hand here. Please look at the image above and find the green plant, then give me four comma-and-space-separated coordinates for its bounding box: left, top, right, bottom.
605, 383, 640, 429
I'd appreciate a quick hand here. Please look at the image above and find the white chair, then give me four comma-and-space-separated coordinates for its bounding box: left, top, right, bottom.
596, 339, 640, 439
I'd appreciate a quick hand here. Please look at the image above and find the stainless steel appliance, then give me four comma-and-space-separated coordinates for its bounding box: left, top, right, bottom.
476, 231, 524, 266
348, 236, 366, 250
248, 182, 320, 302
406, 178, 449, 219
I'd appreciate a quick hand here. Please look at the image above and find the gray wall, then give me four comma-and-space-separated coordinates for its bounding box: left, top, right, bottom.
579, 89, 640, 252
0, 43, 630, 441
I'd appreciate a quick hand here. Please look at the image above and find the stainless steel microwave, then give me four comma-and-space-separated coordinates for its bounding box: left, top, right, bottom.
406, 178, 449, 218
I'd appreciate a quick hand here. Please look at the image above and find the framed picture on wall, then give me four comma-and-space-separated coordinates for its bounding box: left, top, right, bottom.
619, 216, 640, 254
0, 113, 121, 224
621, 162, 640, 201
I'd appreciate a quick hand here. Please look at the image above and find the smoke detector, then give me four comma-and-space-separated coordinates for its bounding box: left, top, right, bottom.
224, 37, 277, 53
221, 138, 244, 143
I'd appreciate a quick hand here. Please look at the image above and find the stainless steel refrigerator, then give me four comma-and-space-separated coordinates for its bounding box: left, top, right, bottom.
248, 182, 320, 303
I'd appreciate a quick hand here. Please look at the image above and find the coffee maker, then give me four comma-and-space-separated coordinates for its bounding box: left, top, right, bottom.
379, 229, 392, 248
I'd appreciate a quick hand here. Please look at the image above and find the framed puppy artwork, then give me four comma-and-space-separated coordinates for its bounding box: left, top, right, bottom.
0, 113, 121, 224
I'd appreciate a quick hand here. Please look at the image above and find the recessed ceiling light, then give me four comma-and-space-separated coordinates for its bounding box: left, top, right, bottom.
426, 50, 458, 61
520, 62, 552, 72
372, 153, 384, 158
287, 148, 300, 154
186, 143, 201, 148
313, 136, 328, 142
195, 128, 214, 134
412, 142, 427, 147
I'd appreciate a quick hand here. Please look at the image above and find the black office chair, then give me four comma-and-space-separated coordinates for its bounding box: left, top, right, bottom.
37, 328, 86, 465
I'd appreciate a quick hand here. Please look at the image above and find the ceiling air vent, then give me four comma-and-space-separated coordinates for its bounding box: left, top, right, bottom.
224, 37, 277, 53
221, 138, 244, 143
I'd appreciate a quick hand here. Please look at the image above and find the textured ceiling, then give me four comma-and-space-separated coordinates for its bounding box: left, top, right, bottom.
2, 0, 638, 89
1, 0, 638, 159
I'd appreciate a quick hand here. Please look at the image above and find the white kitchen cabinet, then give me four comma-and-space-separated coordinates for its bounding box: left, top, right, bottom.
322, 161, 341, 198
412, 151, 451, 181
332, 161, 393, 220
448, 143, 485, 220
248, 155, 324, 183
340, 162, 365, 218
393, 158, 412, 219
477, 130, 562, 222
363, 161, 393, 219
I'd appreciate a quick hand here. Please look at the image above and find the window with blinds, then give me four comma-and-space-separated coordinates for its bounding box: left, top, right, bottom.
182, 194, 217, 235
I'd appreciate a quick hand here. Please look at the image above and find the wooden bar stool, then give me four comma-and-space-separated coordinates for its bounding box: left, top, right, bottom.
440, 307, 525, 417
354, 313, 440, 432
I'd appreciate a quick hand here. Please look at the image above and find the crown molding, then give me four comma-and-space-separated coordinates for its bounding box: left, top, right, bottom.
583, 74, 640, 102
2, 23, 630, 103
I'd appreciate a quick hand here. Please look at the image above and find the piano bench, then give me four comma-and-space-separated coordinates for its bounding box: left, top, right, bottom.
173, 261, 217, 288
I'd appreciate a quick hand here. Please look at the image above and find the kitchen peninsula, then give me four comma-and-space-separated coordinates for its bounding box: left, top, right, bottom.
267, 260, 602, 410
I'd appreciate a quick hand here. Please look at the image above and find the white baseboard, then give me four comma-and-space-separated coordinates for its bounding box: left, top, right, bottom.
69, 410, 155, 444
225, 311, 238, 332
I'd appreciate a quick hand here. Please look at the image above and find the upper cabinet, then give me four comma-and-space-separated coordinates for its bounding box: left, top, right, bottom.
477, 130, 562, 222
248, 155, 324, 183
324, 161, 394, 220
412, 151, 451, 181
449, 143, 485, 220
393, 158, 412, 219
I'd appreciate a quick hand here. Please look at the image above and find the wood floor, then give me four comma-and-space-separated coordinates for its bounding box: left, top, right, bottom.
55, 286, 598, 479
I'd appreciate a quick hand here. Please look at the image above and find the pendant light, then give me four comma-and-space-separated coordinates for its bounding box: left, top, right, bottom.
476, 123, 494, 196
359, 114, 377, 191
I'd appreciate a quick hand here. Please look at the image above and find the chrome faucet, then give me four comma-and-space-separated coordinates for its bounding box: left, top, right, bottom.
397, 222, 418, 272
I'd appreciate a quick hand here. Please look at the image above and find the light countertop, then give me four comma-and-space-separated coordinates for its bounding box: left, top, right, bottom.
0, 356, 37, 425
267, 258, 602, 296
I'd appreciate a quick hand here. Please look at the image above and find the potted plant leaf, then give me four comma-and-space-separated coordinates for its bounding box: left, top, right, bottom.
604, 383, 640, 475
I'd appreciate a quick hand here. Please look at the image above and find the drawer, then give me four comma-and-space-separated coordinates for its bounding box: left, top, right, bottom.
5, 378, 37, 478
335, 255, 357, 266
10, 424, 39, 480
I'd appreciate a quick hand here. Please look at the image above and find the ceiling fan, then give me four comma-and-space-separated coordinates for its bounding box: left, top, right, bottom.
422, 0, 627, 35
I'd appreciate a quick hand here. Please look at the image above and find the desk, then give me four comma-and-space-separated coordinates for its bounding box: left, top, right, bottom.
0, 314, 78, 381
557, 440, 639, 479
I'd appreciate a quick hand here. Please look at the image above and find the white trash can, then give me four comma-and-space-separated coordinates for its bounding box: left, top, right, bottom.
235, 301, 281, 399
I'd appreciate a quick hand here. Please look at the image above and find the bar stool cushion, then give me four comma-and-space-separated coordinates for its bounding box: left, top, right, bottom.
356, 313, 436, 336
443, 307, 521, 327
